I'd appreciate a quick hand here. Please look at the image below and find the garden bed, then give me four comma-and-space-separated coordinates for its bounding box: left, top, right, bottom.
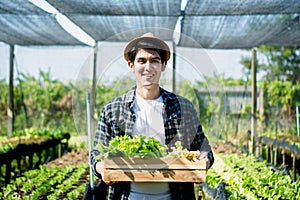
0, 148, 91, 200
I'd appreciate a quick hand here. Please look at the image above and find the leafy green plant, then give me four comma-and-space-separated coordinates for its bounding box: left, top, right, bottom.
97, 134, 168, 158
97, 134, 201, 161
207, 153, 300, 199
0, 142, 13, 153
1, 163, 89, 199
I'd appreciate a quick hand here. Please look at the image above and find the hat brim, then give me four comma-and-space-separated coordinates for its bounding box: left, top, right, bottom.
124, 36, 170, 62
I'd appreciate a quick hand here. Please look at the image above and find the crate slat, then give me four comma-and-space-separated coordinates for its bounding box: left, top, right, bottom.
104, 169, 206, 182
103, 157, 207, 182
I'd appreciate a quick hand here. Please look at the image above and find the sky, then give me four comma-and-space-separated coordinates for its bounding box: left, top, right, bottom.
0, 42, 253, 85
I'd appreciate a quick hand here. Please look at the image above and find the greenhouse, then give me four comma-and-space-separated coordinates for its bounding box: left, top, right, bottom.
0, 0, 299, 199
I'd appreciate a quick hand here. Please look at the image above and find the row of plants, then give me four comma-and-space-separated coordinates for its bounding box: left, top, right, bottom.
258, 134, 300, 149
1, 163, 89, 200
258, 135, 300, 153
0, 128, 67, 154
11, 127, 66, 138
0, 128, 71, 186
206, 153, 300, 199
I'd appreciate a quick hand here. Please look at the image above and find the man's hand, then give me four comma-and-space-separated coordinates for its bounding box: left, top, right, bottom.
95, 161, 118, 185
199, 153, 210, 170
200, 138, 212, 169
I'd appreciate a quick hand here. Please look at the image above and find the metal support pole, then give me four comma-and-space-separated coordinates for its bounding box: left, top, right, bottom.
8, 45, 14, 138
172, 41, 176, 93
296, 102, 299, 137
251, 48, 257, 154
86, 91, 94, 191
91, 44, 97, 134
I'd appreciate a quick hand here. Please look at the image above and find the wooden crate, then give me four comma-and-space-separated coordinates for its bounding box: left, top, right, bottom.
103, 157, 207, 182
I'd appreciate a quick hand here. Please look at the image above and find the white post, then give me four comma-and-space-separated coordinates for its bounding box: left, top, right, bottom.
86, 91, 94, 190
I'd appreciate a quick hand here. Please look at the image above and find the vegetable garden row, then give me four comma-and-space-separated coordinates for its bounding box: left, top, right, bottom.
206, 153, 300, 199
256, 135, 300, 182
1, 149, 90, 200
0, 129, 70, 185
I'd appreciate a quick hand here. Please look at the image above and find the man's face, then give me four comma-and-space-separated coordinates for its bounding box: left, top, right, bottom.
128, 48, 166, 88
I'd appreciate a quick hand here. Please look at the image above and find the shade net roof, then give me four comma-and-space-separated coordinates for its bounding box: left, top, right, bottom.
0, 0, 84, 45
180, 0, 300, 48
0, 0, 299, 48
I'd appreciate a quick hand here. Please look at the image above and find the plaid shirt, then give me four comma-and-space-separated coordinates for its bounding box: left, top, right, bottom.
91, 87, 214, 200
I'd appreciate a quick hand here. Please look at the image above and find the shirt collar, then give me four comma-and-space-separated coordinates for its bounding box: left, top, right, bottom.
124, 86, 136, 103
124, 86, 175, 104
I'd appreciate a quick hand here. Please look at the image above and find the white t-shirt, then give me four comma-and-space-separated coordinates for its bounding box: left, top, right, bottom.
133, 93, 165, 144
130, 94, 171, 200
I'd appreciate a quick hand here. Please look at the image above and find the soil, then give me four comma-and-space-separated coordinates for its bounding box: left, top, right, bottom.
46, 148, 89, 167
211, 142, 243, 155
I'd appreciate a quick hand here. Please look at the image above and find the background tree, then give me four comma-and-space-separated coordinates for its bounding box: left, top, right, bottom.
240, 46, 300, 84
239, 46, 300, 134
259, 46, 300, 84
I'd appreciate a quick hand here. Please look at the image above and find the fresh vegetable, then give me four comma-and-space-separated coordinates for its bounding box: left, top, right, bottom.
167, 140, 201, 161
97, 134, 168, 158
97, 134, 201, 160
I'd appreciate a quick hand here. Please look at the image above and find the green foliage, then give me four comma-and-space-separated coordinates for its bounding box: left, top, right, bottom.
94, 79, 132, 119
0, 142, 13, 154
21, 70, 73, 127
260, 80, 299, 107
0, 79, 8, 108
1, 163, 88, 199
258, 80, 300, 133
97, 134, 168, 158
240, 104, 252, 117
259, 46, 300, 83
240, 46, 300, 84
0, 79, 8, 135
0, 70, 76, 135
207, 153, 300, 199
200, 74, 248, 86
97, 134, 198, 161
12, 127, 65, 138
176, 81, 207, 118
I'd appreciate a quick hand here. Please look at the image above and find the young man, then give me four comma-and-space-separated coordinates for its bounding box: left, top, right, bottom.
91, 33, 214, 200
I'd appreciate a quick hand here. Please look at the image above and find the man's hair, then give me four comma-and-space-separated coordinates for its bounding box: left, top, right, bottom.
127, 39, 167, 64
